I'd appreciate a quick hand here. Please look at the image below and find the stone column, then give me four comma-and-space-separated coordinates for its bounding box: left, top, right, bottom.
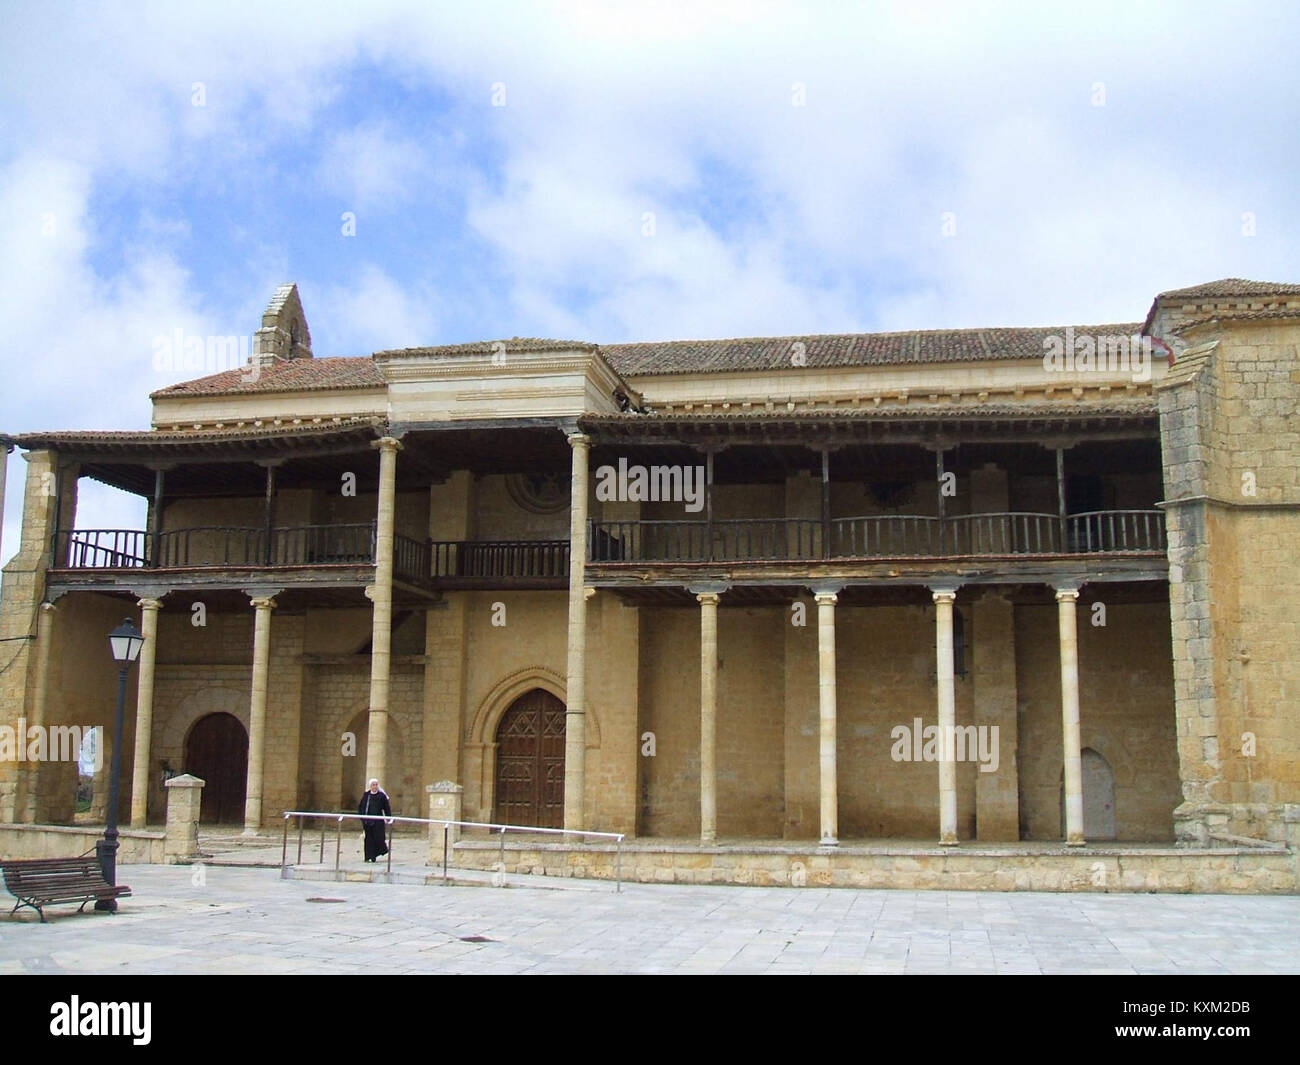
815, 591, 839, 845
164, 773, 204, 863
1056, 584, 1085, 846
243, 593, 276, 834
364, 436, 402, 790
932, 586, 959, 845
696, 590, 721, 844
16, 601, 56, 822
563, 432, 591, 832
129, 597, 163, 828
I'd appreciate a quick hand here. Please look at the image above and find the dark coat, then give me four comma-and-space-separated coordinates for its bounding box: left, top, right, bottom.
358, 789, 392, 861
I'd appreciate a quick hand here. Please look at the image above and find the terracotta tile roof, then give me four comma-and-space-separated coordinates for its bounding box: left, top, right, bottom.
150, 355, 383, 398
14, 419, 383, 452
1179, 308, 1300, 331
601, 324, 1143, 377
1155, 278, 1300, 300
583, 399, 1158, 427
374, 339, 597, 359
155, 325, 1152, 396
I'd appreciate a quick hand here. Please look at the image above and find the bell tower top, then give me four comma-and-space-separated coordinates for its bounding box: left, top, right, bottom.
252, 283, 312, 366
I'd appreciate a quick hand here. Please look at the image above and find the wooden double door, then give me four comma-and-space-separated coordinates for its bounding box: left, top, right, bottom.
493, 690, 566, 828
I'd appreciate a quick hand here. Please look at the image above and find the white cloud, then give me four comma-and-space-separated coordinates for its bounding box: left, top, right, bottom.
311, 264, 440, 353
2, 0, 1299, 561
317, 122, 431, 213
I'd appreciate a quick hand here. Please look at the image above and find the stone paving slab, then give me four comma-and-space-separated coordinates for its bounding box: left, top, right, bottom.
1, 864, 1298, 974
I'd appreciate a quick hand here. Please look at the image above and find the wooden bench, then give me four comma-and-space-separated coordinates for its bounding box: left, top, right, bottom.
0, 857, 132, 922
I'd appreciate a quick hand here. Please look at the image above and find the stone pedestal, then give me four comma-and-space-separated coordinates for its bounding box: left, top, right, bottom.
427, 781, 463, 864
164, 773, 204, 863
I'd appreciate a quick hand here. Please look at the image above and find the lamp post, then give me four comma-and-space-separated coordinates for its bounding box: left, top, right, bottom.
96, 617, 143, 911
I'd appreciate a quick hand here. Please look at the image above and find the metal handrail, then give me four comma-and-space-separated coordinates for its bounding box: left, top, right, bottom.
281, 810, 626, 892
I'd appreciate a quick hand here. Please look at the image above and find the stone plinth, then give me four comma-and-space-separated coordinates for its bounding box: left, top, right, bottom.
427, 781, 464, 864
164, 773, 205, 863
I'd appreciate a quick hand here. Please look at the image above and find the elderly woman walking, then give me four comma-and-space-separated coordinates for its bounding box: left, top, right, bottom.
358, 778, 392, 862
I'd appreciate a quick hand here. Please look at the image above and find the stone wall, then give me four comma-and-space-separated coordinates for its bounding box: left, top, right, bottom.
639, 605, 785, 837
1016, 599, 1181, 841
1156, 318, 1300, 844
453, 838, 1298, 894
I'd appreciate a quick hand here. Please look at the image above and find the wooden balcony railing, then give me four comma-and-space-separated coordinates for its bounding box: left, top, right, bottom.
429, 539, 569, 579
50, 510, 1167, 585
53, 523, 431, 584
590, 509, 1166, 563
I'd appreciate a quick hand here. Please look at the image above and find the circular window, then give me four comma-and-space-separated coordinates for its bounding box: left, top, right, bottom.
505, 472, 571, 514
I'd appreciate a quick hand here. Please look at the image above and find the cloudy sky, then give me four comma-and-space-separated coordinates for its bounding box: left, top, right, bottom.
1, 0, 1297, 560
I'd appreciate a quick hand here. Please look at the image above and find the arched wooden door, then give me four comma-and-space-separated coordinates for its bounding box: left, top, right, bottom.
493, 689, 566, 828
185, 713, 248, 824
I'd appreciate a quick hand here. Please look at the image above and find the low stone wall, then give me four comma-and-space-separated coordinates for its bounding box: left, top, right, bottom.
0, 823, 166, 864
451, 840, 1298, 894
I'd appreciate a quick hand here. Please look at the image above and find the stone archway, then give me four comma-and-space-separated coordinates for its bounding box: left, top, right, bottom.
185, 713, 248, 824
1081, 748, 1117, 840
493, 689, 567, 828
154, 685, 250, 823
466, 667, 600, 823
1060, 746, 1119, 841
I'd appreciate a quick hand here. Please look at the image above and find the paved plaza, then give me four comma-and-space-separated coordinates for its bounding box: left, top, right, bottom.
1, 864, 1298, 974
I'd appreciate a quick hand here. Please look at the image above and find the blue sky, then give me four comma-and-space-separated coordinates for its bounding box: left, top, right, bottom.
1, 0, 1298, 560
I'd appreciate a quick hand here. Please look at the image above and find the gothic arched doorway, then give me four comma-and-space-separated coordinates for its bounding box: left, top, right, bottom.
185, 713, 248, 824
493, 689, 566, 828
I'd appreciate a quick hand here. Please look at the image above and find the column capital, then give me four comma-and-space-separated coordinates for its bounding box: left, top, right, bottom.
567, 432, 592, 449
930, 583, 960, 603
247, 593, 279, 610
687, 582, 729, 599
813, 592, 838, 606
136, 597, 164, 611
372, 435, 403, 453
38, 600, 57, 614
808, 581, 844, 599
695, 591, 721, 606
1054, 583, 1082, 601
583, 586, 597, 601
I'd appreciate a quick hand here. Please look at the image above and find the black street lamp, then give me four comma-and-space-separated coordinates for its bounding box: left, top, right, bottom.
96, 617, 143, 911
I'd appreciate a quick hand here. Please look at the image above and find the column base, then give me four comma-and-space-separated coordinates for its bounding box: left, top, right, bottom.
1065, 837, 1086, 847
700, 833, 716, 846
818, 835, 838, 848
242, 826, 262, 838
938, 835, 959, 847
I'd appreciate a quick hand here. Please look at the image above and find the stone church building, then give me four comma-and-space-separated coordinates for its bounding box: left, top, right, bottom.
2, 278, 1298, 889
